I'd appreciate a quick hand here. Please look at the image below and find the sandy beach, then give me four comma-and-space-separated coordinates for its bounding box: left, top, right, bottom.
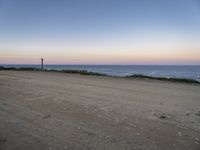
0, 70, 200, 150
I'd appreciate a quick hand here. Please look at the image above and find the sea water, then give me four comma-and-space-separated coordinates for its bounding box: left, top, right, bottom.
3, 65, 200, 81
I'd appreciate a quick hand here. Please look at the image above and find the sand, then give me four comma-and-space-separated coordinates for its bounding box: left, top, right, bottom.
0, 70, 200, 150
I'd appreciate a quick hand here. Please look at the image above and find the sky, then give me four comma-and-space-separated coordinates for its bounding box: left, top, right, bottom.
0, 0, 200, 65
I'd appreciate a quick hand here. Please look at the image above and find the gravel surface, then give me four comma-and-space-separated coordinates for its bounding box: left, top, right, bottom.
0, 71, 200, 150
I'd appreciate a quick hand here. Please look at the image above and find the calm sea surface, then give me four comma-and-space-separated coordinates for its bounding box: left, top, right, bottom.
3, 65, 200, 81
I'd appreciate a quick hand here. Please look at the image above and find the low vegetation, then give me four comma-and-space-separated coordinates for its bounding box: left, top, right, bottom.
0, 66, 39, 71
126, 74, 200, 84
59, 69, 107, 76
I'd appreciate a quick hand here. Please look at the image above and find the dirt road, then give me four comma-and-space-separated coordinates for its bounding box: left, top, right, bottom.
0, 71, 200, 150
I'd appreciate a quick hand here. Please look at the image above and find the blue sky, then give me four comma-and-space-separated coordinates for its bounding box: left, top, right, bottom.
0, 0, 200, 64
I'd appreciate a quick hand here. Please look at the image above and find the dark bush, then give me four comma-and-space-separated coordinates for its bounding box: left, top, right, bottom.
126, 74, 200, 84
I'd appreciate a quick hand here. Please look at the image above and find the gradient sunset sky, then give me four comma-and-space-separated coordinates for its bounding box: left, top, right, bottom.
0, 0, 200, 65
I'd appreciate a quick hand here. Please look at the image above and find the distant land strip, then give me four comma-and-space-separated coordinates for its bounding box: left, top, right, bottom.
0, 66, 199, 84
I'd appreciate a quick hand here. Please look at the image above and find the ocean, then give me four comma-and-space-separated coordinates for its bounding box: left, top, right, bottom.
2, 65, 200, 81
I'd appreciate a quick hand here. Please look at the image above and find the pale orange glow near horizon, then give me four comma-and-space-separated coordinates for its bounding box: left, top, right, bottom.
1, 47, 200, 65
0, 29, 200, 65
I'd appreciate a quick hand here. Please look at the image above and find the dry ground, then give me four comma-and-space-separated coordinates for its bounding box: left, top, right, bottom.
0, 71, 200, 150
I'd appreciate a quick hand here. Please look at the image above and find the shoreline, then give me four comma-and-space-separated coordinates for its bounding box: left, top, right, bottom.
0, 66, 199, 84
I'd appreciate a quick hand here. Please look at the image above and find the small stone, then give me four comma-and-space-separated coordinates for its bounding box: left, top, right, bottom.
136, 133, 140, 136
129, 123, 133, 127
160, 114, 168, 119
196, 141, 199, 145
181, 126, 188, 130
43, 114, 51, 119
64, 146, 68, 149
178, 132, 182, 137
186, 111, 190, 116
151, 111, 155, 115
195, 111, 200, 116
195, 138, 199, 141
126, 127, 130, 130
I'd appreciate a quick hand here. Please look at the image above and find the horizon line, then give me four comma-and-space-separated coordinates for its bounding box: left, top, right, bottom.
1, 64, 200, 66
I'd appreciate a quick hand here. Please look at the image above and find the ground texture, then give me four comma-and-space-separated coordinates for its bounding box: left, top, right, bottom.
0, 71, 200, 150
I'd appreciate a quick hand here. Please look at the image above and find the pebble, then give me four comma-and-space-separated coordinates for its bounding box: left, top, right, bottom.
195, 138, 199, 141
178, 132, 182, 137
64, 146, 68, 149
182, 127, 188, 130
186, 111, 190, 116
136, 133, 140, 136
159, 114, 168, 119
43, 114, 51, 119
129, 123, 133, 127
195, 111, 200, 116
151, 111, 155, 115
